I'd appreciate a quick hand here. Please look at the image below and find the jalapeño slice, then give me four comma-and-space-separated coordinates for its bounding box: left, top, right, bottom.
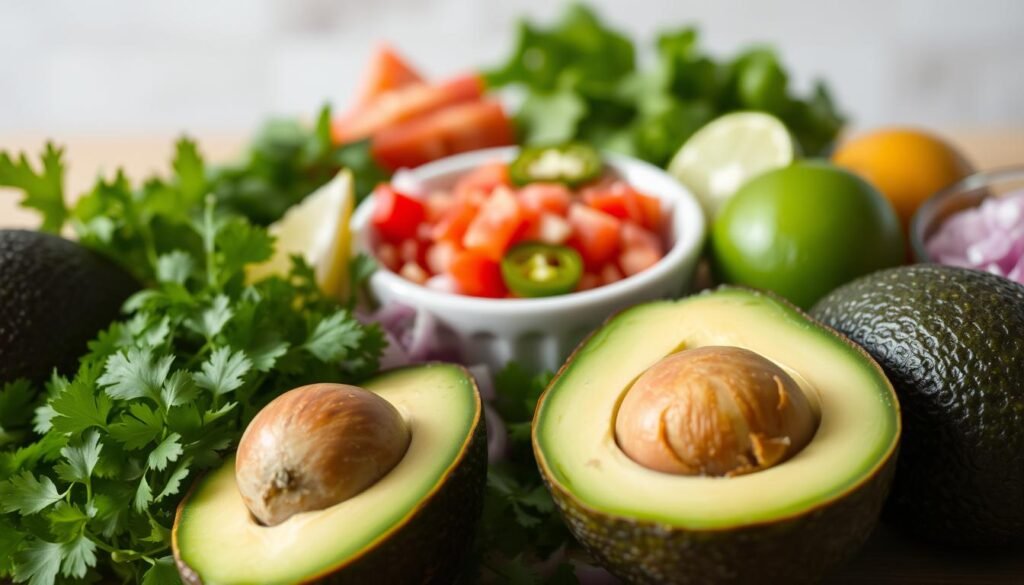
501, 242, 584, 298
510, 143, 603, 188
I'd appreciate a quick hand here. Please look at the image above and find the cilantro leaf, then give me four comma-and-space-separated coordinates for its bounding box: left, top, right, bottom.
172, 138, 206, 205
156, 250, 194, 285
193, 347, 251, 396
134, 475, 153, 513
60, 534, 97, 579
155, 457, 192, 503
108, 403, 162, 450
0, 516, 25, 576
304, 311, 364, 362
147, 433, 183, 471
142, 556, 180, 585
187, 294, 233, 339
0, 472, 65, 514
49, 380, 112, 435
0, 143, 67, 232
13, 539, 62, 585
98, 348, 174, 403
55, 430, 103, 484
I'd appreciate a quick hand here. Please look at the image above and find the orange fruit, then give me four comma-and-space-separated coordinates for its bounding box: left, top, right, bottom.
832, 128, 973, 227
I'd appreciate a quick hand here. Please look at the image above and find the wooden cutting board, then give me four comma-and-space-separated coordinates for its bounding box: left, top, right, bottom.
2, 130, 1023, 584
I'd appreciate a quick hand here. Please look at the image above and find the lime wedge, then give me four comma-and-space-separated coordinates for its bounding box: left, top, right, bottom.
247, 170, 355, 300
668, 112, 795, 219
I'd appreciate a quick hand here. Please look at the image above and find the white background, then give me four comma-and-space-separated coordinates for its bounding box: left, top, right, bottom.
1, 0, 1022, 135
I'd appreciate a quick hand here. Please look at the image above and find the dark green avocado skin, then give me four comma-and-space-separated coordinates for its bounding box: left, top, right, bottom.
812, 265, 1024, 546
546, 457, 895, 585
0, 229, 138, 384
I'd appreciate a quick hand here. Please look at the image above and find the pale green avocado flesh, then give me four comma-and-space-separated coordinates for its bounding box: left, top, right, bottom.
174, 364, 479, 585
535, 288, 900, 530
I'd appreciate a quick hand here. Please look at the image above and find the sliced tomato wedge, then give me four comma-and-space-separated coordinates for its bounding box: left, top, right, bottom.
372, 185, 426, 242
568, 204, 621, 268
462, 187, 523, 261
334, 74, 484, 143
454, 161, 510, 202
449, 250, 506, 298
371, 100, 515, 171
517, 183, 572, 217
353, 44, 424, 107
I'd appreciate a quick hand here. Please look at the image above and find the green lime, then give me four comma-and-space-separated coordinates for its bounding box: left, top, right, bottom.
712, 161, 905, 308
668, 112, 796, 220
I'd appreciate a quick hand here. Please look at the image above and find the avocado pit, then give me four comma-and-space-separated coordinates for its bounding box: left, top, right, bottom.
235, 383, 411, 526
614, 346, 817, 476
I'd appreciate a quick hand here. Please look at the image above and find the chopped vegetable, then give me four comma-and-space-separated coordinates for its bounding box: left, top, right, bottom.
450, 250, 507, 298
501, 243, 584, 298
510, 143, 604, 188
486, 5, 844, 167
926, 189, 1024, 284
372, 185, 427, 242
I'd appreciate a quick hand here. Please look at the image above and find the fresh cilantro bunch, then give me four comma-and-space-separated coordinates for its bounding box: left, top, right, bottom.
487, 4, 845, 166
209, 106, 388, 226
0, 139, 384, 585
477, 364, 580, 585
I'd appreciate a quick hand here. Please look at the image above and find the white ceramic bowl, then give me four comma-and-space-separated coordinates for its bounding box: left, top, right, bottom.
351, 146, 706, 372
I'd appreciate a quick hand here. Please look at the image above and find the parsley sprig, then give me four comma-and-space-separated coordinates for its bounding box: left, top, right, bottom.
0, 133, 383, 585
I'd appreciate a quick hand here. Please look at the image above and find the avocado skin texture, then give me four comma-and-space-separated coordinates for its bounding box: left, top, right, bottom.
812, 265, 1024, 546
0, 229, 138, 384
544, 455, 895, 585
174, 407, 487, 585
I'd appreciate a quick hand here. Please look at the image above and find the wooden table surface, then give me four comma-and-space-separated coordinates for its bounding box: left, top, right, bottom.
2, 130, 1023, 584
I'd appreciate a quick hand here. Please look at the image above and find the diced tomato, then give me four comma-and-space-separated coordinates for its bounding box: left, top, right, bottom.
532, 213, 573, 245
583, 182, 663, 231
637, 193, 663, 231
432, 202, 478, 244
600, 263, 625, 286
517, 183, 572, 217
372, 186, 426, 242
371, 100, 515, 170
621, 222, 664, 255
353, 44, 424, 107
463, 187, 523, 261
577, 273, 601, 291
376, 242, 400, 271
568, 204, 621, 268
425, 192, 455, 222
449, 250, 506, 298
619, 248, 662, 276
454, 161, 510, 202
398, 238, 428, 267
399, 261, 429, 285
334, 74, 484, 143
425, 240, 458, 274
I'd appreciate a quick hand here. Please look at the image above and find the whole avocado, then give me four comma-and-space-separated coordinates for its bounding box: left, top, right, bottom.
812, 265, 1024, 546
0, 229, 138, 384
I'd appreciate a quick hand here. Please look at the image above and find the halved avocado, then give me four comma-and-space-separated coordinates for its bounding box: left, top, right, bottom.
172, 364, 486, 585
533, 288, 900, 584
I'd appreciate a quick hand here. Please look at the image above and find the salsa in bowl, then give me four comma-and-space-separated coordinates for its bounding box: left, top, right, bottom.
351, 146, 705, 370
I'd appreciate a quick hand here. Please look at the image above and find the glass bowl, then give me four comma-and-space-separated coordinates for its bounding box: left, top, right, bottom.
910, 166, 1024, 263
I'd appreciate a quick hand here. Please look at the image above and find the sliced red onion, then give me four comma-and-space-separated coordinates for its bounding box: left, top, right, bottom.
574, 563, 621, 585
927, 189, 1024, 285
468, 363, 496, 402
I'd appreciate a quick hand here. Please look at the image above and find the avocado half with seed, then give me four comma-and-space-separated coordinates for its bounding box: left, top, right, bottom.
533, 288, 901, 585
172, 364, 486, 584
